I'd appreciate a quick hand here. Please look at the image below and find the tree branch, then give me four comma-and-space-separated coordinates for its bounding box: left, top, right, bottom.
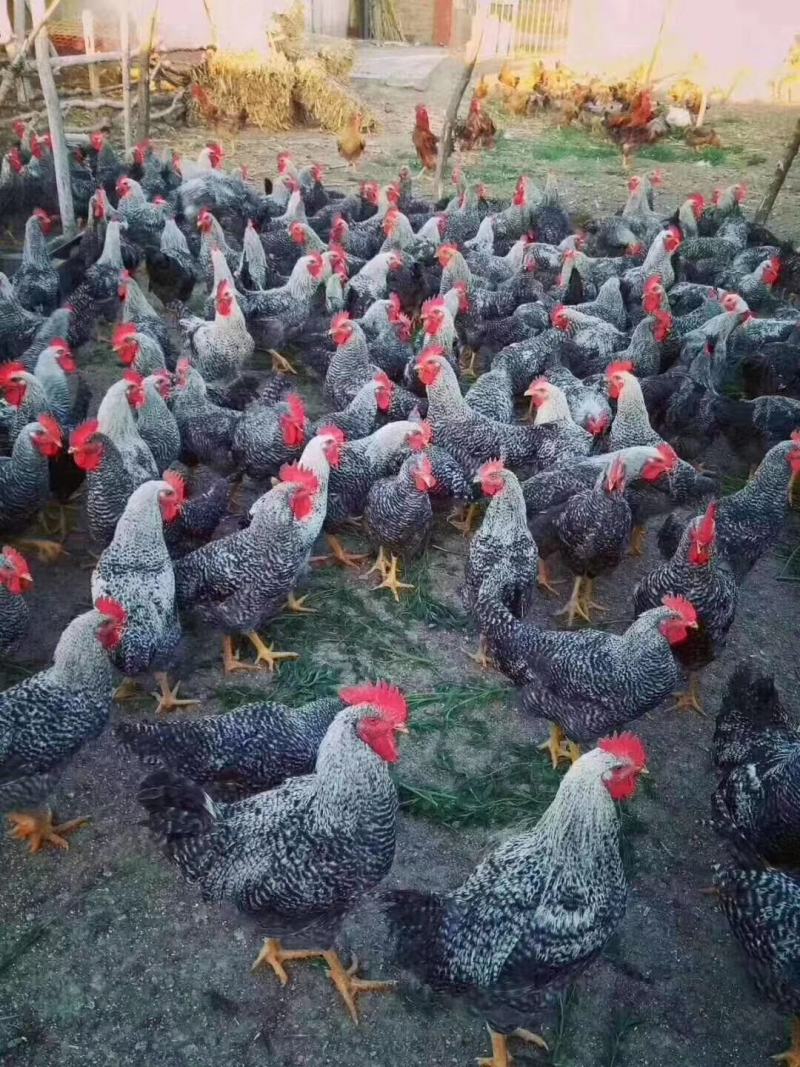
0, 0, 62, 108
754, 114, 800, 226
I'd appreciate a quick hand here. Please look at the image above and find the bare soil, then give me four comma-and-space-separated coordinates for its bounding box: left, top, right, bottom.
2, 64, 800, 1067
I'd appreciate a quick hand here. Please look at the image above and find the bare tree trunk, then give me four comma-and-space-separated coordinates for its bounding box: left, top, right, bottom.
433, 44, 481, 201
135, 2, 159, 143
14, 0, 33, 102
0, 0, 62, 109
754, 114, 800, 226
28, 0, 75, 233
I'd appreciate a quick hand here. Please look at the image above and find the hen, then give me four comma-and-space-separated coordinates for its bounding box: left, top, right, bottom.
138, 682, 408, 1022
0, 546, 32, 653
412, 105, 439, 173
386, 735, 648, 1066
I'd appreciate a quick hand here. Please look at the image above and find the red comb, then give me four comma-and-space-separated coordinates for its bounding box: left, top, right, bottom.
479, 458, 505, 478
36, 414, 61, 442
2, 546, 30, 575
599, 733, 647, 771
695, 501, 718, 545
317, 424, 346, 444
279, 462, 320, 493
287, 394, 306, 422
123, 370, 144, 387
163, 470, 186, 502
331, 311, 351, 329
408, 420, 433, 451
340, 681, 408, 725
113, 323, 137, 347
96, 596, 127, 626
71, 419, 100, 449
656, 442, 679, 469
0, 361, 25, 385
417, 345, 445, 363
661, 595, 698, 627
607, 361, 634, 376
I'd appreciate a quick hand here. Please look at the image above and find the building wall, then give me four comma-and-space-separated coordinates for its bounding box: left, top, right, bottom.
394, 0, 436, 44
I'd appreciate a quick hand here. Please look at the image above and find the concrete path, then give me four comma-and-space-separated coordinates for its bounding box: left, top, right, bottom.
351, 43, 449, 90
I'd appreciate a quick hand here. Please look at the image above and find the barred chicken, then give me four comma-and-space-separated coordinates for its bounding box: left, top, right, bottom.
0, 545, 32, 653
138, 682, 408, 1021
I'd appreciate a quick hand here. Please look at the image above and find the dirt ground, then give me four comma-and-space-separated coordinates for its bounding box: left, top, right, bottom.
2, 59, 800, 1067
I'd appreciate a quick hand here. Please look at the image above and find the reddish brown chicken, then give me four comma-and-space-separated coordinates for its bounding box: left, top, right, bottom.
412, 105, 439, 173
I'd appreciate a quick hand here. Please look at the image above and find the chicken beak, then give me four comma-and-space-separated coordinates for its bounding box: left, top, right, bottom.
395, 724, 410, 735
640, 767, 650, 775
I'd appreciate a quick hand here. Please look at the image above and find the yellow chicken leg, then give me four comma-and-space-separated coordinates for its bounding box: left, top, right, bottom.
312, 535, 367, 569
362, 545, 390, 580
252, 938, 324, 985
468, 635, 493, 670
629, 525, 647, 557
151, 672, 200, 715
245, 632, 299, 673
478, 1026, 549, 1067
222, 635, 261, 674
376, 554, 414, 601
448, 503, 478, 536
268, 349, 297, 375
670, 672, 705, 716
537, 558, 563, 597
578, 577, 607, 623
12, 538, 67, 563
286, 592, 316, 613
555, 576, 591, 627
537, 724, 582, 769
7, 809, 90, 853
773, 1018, 800, 1067
322, 950, 396, 1025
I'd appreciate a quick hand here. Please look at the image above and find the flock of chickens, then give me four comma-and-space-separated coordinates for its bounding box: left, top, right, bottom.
3, 115, 800, 1066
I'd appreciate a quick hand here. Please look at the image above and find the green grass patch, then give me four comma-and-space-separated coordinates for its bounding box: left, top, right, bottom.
397, 740, 562, 828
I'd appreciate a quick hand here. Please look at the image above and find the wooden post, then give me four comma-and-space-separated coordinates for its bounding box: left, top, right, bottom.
28, 0, 75, 234
14, 0, 32, 103
754, 114, 800, 226
119, 3, 131, 153
695, 89, 708, 128
81, 9, 100, 97
0, 0, 62, 109
433, 42, 481, 200
135, 1, 158, 143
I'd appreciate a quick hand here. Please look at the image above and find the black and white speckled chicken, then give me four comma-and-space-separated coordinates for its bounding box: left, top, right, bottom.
464, 362, 515, 423
0, 272, 43, 359
114, 176, 166, 247
232, 392, 308, 481
135, 372, 181, 475
2, 602, 125, 853
310, 378, 382, 441
91, 476, 193, 715
119, 273, 178, 368
69, 420, 136, 546
138, 682, 407, 1022
712, 864, 800, 1067
145, 218, 197, 305
0, 363, 50, 448
463, 461, 539, 667
117, 692, 344, 798
634, 502, 737, 713
181, 278, 254, 383
13, 211, 59, 314
112, 323, 167, 378
0, 417, 62, 541
476, 559, 697, 765
385, 735, 648, 1066
95, 375, 158, 487
244, 252, 328, 353
658, 434, 800, 581
363, 452, 436, 600
346, 250, 405, 318
175, 435, 338, 669
170, 359, 240, 469
196, 209, 240, 290
0, 546, 32, 654
712, 665, 800, 869
551, 457, 632, 626
606, 363, 664, 451
523, 378, 595, 470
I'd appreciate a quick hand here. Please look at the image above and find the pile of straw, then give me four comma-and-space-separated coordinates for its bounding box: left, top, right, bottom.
293, 56, 370, 134
196, 50, 296, 132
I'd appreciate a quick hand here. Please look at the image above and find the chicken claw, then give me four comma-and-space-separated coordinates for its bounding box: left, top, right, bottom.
323, 950, 396, 1024
152, 672, 200, 715
537, 724, 581, 769
536, 559, 563, 597
222, 636, 261, 674
312, 535, 367, 569
252, 938, 323, 985
772, 1018, 800, 1067
245, 632, 299, 673
670, 673, 705, 716
12, 538, 68, 563
362, 546, 390, 581
286, 592, 316, 613
468, 636, 493, 670
268, 349, 297, 375
478, 1026, 549, 1067
7, 809, 90, 853
376, 555, 414, 601
555, 576, 591, 627
448, 503, 478, 536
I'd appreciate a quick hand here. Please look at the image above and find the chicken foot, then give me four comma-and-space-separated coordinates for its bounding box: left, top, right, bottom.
362, 545, 391, 581
312, 535, 367, 569
477, 1026, 549, 1067
376, 554, 414, 601
578, 578, 607, 622
468, 635, 494, 670
629, 525, 647, 557
537, 558, 563, 597
670, 672, 706, 716
772, 1017, 800, 1067
151, 672, 200, 715
555, 575, 591, 627
7, 809, 90, 853
38, 502, 80, 541
252, 940, 395, 1024
285, 591, 316, 613
537, 724, 582, 769
448, 503, 479, 536
11, 537, 68, 563
267, 349, 297, 375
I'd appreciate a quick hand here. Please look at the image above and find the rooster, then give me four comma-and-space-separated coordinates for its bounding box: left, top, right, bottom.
0, 545, 32, 653
2, 602, 125, 853
386, 735, 648, 1066
137, 682, 408, 1021
454, 96, 497, 152
412, 104, 439, 173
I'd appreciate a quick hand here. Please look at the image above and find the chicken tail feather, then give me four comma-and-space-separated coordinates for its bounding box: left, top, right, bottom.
137, 769, 220, 883
384, 889, 451, 988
